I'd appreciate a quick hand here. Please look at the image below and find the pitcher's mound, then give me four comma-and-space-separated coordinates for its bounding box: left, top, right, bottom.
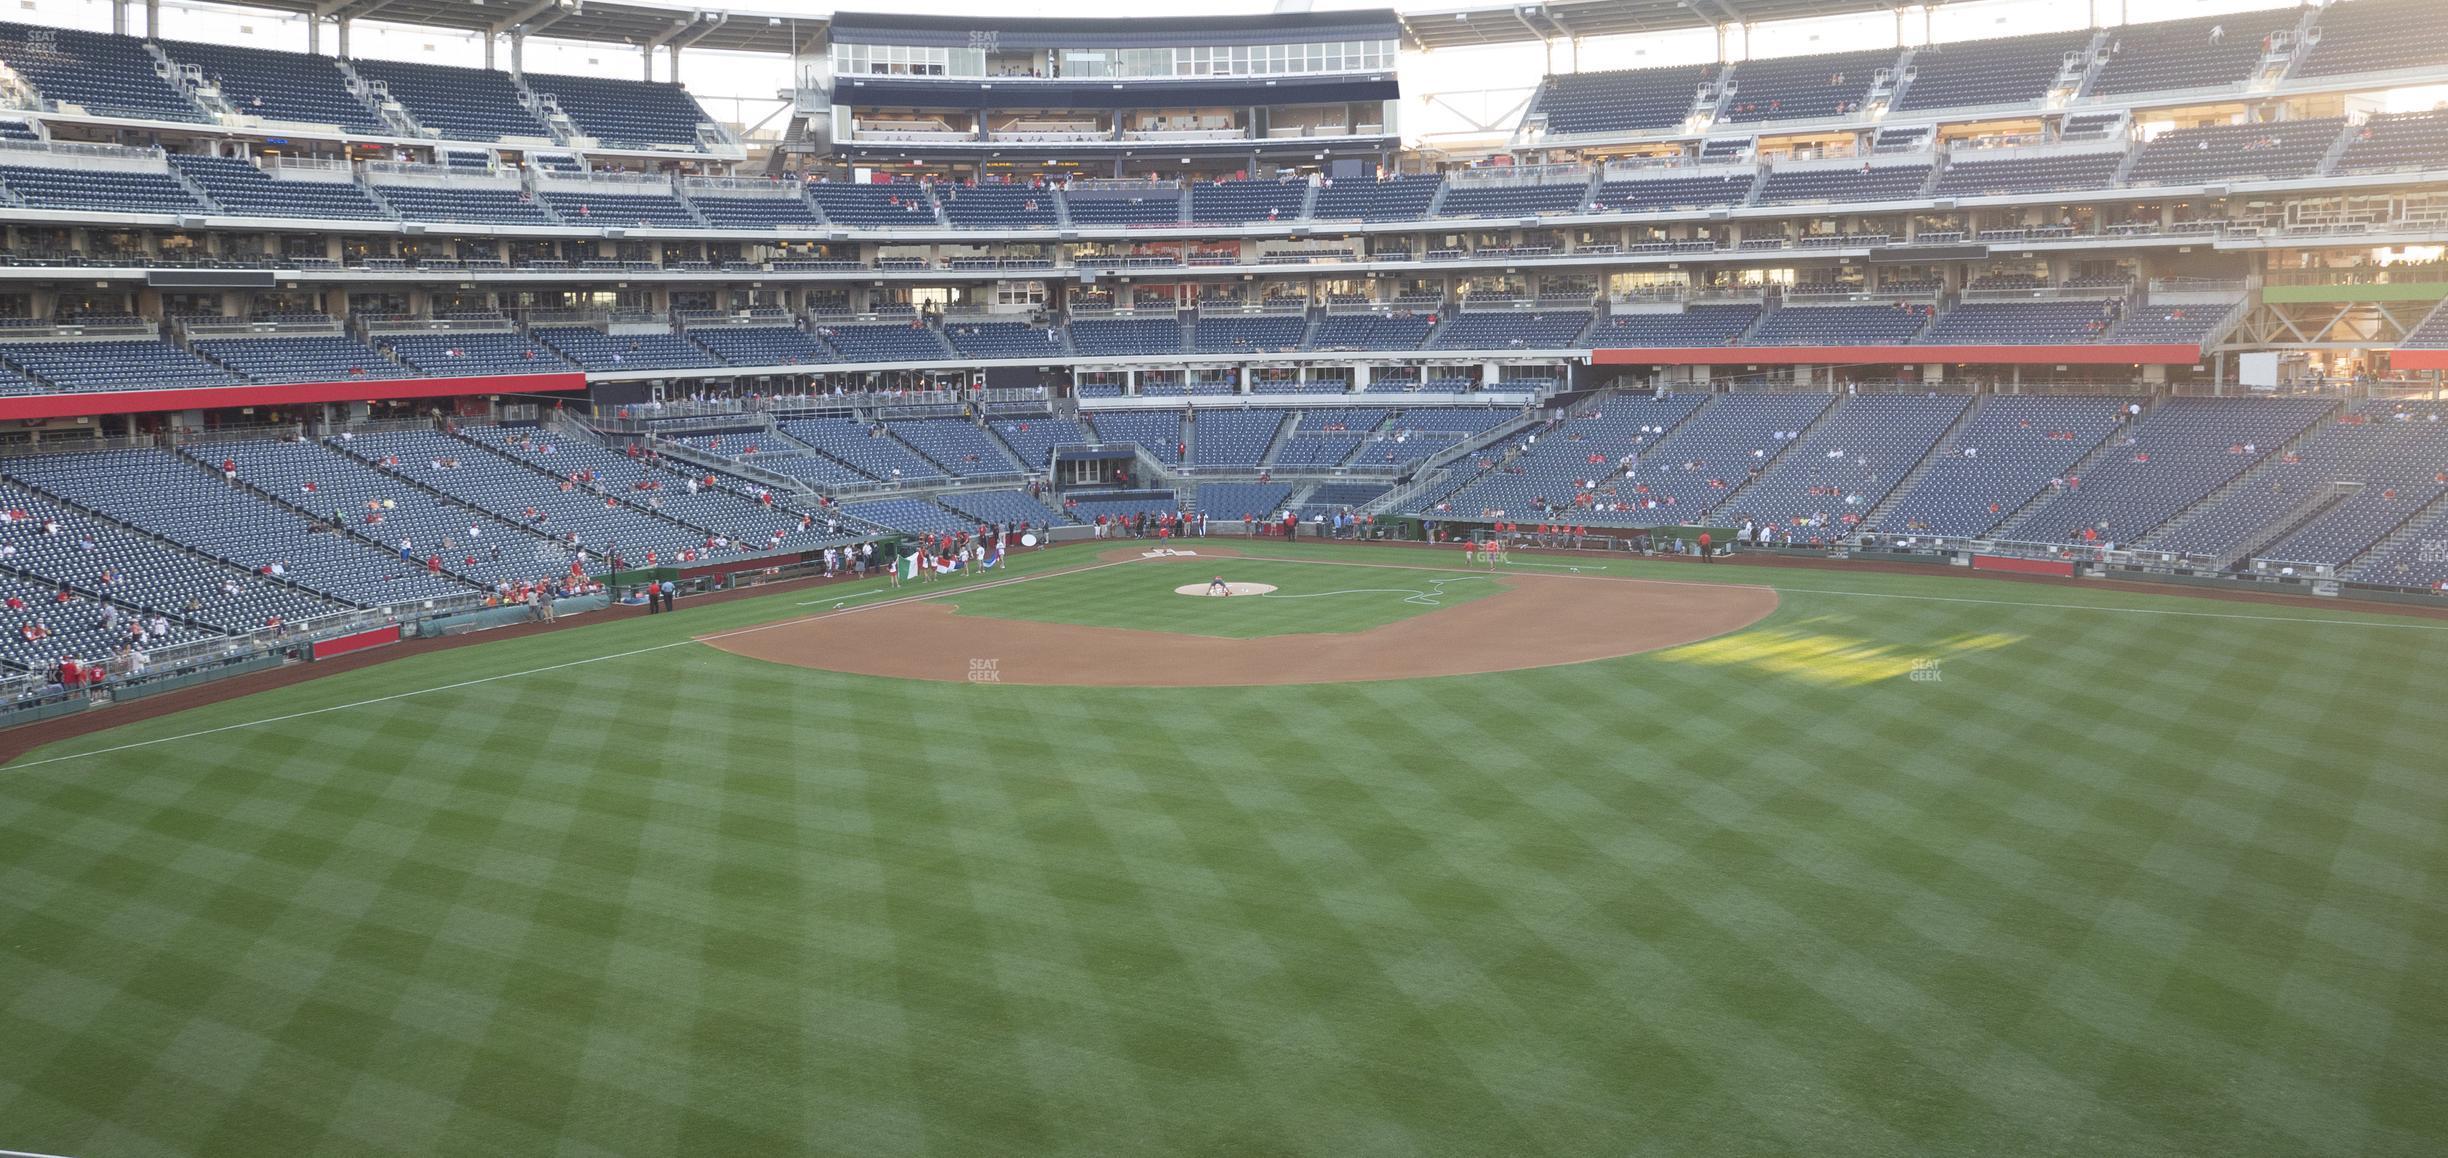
1175, 582, 1277, 597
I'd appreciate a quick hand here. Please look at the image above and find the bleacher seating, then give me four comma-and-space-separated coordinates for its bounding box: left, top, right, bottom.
346, 58, 550, 141
192, 335, 409, 383
0, 339, 242, 393
1067, 317, 1183, 357
2089, 10, 2297, 96
1534, 64, 1717, 136
888, 418, 1023, 476
1308, 175, 1441, 221
1749, 304, 1930, 345
159, 38, 384, 133
2296, 0, 2448, 79
1922, 300, 2122, 345
537, 189, 701, 228
380, 333, 572, 377
1591, 306, 1759, 346
1429, 311, 1591, 350
1188, 179, 1308, 224
945, 322, 1066, 359
2006, 397, 2336, 545
2126, 118, 2344, 185
0, 23, 202, 122
367, 183, 554, 226
1753, 164, 1931, 205
1895, 31, 2090, 112
781, 419, 945, 483
0, 164, 205, 214
1718, 395, 1969, 531
937, 183, 1058, 228
457, 424, 836, 552
1878, 396, 2130, 537
2334, 109, 2448, 175
1932, 149, 2125, 196
807, 182, 937, 226
530, 328, 720, 372
1192, 314, 1309, 354
1719, 47, 1896, 123
2346, 502, 2448, 588
522, 72, 712, 151
168, 155, 391, 220
812, 323, 953, 363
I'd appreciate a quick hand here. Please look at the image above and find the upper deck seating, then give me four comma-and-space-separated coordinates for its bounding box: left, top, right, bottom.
1308, 174, 1441, 221
523, 72, 712, 151
347, 58, 551, 141
0, 22, 203, 121
1719, 47, 1896, 123
158, 38, 384, 133
1591, 305, 1759, 346
937, 183, 1058, 228
1534, 63, 1717, 135
806, 181, 938, 226
1895, 31, 2091, 112
2295, 0, 2448, 79
1188, 179, 1307, 224
2089, 9, 2299, 96
1429, 311, 1592, 350
2126, 118, 2344, 185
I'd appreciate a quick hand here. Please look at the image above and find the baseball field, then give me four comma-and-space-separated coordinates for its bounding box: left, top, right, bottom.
0, 539, 2441, 1156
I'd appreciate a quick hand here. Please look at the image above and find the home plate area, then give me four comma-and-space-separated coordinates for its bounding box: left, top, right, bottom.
1176, 582, 1278, 597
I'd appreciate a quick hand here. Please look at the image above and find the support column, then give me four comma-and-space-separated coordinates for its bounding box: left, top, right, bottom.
144, 0, 159, 39
308, 17, 321, 55
510, 31, 524, 77
668, 44, 682, 83
337, 19, 352, 59
484, 36, 495, 71
111, 0, 126, 36
642, 46, 654, 82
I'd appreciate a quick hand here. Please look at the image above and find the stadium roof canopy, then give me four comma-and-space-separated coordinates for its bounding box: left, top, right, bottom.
227, 0, 825, 54
1396, 0, 1915, 51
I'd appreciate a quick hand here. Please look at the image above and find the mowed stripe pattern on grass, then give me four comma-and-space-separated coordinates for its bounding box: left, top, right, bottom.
0, 544, 2442, 1156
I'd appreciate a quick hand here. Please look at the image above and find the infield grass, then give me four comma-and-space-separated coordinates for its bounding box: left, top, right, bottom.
943, 554, 1501, 637
1, 541, 2442, 1157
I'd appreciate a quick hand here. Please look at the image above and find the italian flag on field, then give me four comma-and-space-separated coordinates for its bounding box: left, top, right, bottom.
899, 551, 920, 580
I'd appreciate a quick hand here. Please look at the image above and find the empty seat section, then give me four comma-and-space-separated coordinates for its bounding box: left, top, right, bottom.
887, 418, 1023, 476
338, 429, 721, 563
937, 183, 1058, 227
1084, 410, 1183, 463
1062, 189, 1183, 226
812, 323, 951, 362
781, 419, 945, 483
0, 164, 204, 214
945, 322, 1066, 359
1719, 395, 1970, 530
686, 192, 821, 228
538, 189, 699, 228
2334, 109, 2448, 174
806, 182, 937, 226
2295, 0, 2448, 79
1307, 174, 1440, 221
1591, 305, 1759, 346
192, 335, 409, 382
940, 488, 1075, 527
986, 415, 1095, 469
2149, 403, 2448, 560
1753, 164, 1930, 205
1895, 31, 2091, 112
1309, 313, 1433, 350
1534, 64, 1719, 135
1189, 410, 1288, 468
1195, 482, 1293, 518
1435, 395, 1712, 520
159, 38, 385, 132
168, 154, 391, 219
2126, 118, 2345, 184
1878, 396, 2129, 537
1430, 311, 1591, 349
2089, 10, 2298, 95
1933, 149, 2123, 196
1587, 174, 1752, 212
381, 333, 571, 376
0, 339, 242, 392
530, 328, 719, 371
1922, 300, 2123, 344
347, 58, 549, 141
1720, 47, 1896, 122
0, 22, 202, 121
369, 183, 554, 225
523, 72, 712, 151
1067, 317, 1182, 356
2005, 397, 2337, 544
1192, 314, 1308, 353
688, 326, 836, 366
1187, 179, 1307, 224
1435, 181, 1588, 218
1749, 304, 1929, 345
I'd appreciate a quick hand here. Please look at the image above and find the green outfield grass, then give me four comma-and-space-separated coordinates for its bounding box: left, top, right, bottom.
1, 541, 2443, 1157
944, 554, 1500, 637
